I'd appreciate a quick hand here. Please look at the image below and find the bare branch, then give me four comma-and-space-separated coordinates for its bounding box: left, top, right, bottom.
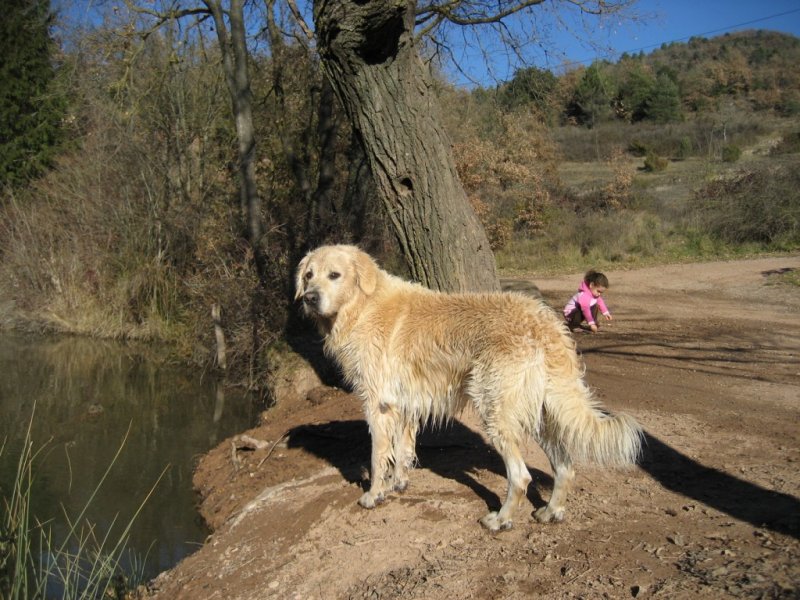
416, 0, 547, 27
286, 0, 315, 42
415, 12, 446, 40
123, 0, 211, 24
413, 0, 638, 85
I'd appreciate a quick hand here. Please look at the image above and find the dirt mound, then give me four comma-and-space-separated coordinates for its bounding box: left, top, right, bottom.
148, 256, 800, 599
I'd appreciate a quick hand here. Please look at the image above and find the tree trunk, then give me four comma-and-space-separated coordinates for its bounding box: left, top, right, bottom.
313, 0, 499, 292
206, 0, 267, 282
309, 77, 339, 239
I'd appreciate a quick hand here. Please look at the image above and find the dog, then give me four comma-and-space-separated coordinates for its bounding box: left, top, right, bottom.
295, 245, 642, 531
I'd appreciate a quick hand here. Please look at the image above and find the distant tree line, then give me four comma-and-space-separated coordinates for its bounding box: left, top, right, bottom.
487, 30, 800, 127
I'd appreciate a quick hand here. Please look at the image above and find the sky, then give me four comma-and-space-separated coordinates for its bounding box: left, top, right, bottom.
444, 0, 800, 87
57, 0, 800, 88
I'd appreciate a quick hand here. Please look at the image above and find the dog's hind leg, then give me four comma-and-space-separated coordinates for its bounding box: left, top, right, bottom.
391, 420, 418, 493
359, 403, 398, 509
479, 435, 532, 532
534, 440, 574, 523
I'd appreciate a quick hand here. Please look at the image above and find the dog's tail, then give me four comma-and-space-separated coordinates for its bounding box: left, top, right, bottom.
542, 374, 643, 468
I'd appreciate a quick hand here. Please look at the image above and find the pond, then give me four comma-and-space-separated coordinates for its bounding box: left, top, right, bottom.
0, 332, 258, 587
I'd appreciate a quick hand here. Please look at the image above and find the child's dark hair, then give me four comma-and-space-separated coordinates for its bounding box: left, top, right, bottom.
584, 269, 609, 288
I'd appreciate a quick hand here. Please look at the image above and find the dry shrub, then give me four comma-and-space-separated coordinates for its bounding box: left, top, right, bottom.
643, 152, 669, 172
452, 109, 558, 249
692, 165, 800, 247
769, 130, 800, 155
468, 195, 512, 250
496, 207, 670, 273
0, 26, 349, 388
554, 111, 769, 162
601, 147, 634, 210
0, 107, 193, 340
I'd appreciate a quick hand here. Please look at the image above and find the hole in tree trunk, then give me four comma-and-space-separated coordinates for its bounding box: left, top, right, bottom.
398, 177, 414, 196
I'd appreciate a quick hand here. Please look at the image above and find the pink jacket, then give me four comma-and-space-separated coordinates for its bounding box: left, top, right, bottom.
563, 281, 610, 326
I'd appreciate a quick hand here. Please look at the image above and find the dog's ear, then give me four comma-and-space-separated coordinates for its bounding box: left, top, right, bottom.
294, 254, 311, 301
353, 249, 378, 296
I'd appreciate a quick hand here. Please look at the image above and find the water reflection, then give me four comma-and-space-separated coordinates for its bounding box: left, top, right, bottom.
0, 333, 257, 582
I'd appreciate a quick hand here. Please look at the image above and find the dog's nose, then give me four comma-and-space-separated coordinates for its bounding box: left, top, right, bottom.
303, 291, 319, 307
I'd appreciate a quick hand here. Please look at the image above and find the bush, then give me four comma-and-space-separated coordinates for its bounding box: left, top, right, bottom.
495, 205, 671, 273
778, 96, 800, 117
721, 144, 742, 162
770, 130, 800, 155
627, 140, 650, 157
692, 166, 800, 246
643, 152, 669, 172
676, 136, 693, 160
553, 113, 768, 163
451, 108, 559, 250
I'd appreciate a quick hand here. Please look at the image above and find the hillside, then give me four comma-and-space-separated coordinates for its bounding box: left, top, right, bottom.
490, 29, 800, 126
638, 30, 800, 113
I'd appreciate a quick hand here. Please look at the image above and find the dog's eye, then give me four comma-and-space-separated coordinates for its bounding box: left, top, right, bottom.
304, 270, 313, 281
328, 271, 341, 280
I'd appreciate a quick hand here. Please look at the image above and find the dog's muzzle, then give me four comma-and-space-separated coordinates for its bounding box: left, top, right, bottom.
302, 290, 320, 312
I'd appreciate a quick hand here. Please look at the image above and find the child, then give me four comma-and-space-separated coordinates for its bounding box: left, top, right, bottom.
563, 270, 613, 333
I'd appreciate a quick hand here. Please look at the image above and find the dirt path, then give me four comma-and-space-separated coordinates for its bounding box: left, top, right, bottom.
148, 256, 800, 600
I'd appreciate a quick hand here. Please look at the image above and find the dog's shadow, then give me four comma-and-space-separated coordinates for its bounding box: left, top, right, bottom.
288, 422, 800, 539
286, 419, 549, 513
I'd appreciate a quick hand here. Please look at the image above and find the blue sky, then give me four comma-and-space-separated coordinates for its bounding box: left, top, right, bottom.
57, 1, 800, 88
445, 0, 800, 86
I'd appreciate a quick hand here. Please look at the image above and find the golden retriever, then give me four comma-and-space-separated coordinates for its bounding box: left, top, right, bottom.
295, 245, 642, 531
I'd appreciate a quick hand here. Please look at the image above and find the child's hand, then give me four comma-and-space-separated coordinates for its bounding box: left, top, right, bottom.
590, 324, 598, 333
604, 313, 613, 321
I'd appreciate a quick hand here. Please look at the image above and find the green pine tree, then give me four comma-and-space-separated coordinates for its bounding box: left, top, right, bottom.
618, 65, 656, 122
643, 72, 682, 123
0, 0, 66, 187
570, 63, 617, 128
499, 66, 558, 114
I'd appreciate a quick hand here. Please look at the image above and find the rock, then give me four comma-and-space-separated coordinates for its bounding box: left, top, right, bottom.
667, 534, 685, 546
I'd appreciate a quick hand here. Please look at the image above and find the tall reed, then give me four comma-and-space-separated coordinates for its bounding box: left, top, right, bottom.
1, 410, 162, 599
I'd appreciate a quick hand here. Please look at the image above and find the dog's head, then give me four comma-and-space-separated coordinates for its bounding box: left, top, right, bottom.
295, 245, 379, 322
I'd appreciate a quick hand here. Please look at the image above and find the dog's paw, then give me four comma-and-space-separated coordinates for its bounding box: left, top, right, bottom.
358, 491, 384, 509
393, 479, 409, 493
479, 512, 513, 532
533, 505, 565, 523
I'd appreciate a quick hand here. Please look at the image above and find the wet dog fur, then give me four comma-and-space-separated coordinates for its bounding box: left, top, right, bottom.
295, 244, 642, 531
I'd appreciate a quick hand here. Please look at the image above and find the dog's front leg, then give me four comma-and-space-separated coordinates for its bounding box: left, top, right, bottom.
359, 402, 397, 508
391, 420, 418, 493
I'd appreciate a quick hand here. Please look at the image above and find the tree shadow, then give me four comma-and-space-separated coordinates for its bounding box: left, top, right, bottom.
577, 332, 798, 384
287, 420, 800, 539
641, 430, 799, 539
500, 278, 543, 300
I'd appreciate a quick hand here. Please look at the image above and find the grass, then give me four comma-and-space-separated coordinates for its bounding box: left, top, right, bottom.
496, 139, 800, 276
764, 269, 800, 287
1, 410, 162, 599
496, 123, 800, 273
552, 112, 775, 162
1, 422, 38, 600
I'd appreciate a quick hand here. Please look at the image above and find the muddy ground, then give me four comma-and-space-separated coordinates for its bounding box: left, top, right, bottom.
148, 256, 799, 599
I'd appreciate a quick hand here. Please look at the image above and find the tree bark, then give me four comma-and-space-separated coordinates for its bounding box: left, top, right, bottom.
313, 0, 499, 292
